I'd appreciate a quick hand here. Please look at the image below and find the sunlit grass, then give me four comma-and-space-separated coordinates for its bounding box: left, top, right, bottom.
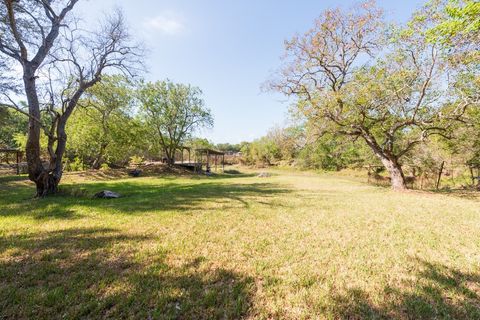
1, 168, 480, 319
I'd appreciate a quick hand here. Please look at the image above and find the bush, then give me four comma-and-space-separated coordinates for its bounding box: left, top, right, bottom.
129, 155, 144, 167
66, 157, 85, 172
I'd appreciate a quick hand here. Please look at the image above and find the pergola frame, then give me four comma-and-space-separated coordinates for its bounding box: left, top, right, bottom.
194, 148, 225, 173
167, 146, 225, 173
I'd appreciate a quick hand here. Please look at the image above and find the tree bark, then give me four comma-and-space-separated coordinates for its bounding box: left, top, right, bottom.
24, 68, 55, 196
24, 70, 79, 196
92, 142, 108, 169
363, 135, 407, 191
379, 156, 407, 191
162, 146, 176, 166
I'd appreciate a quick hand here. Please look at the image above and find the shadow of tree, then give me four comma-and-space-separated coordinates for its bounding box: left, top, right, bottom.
325, 258, 480, 319
2, 178, 290, 219
0, 175, 28, 183
431, 189, 480, 201
0, 227, 255, 319
67, 169, 257, 181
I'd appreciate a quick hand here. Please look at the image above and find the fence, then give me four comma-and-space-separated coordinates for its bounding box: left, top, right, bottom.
366, 163, 479, 190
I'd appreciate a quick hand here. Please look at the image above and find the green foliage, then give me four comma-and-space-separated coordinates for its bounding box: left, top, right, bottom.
427, 0, 480, 43
138, 80, 213, 163
65, 157, 85, 172
13, 131, 49, 156
240, 125, 372, 171
129, 155, 144, 167
296, 134, 367, 171
216, 143, 242, 153
270, 1, 478, 189
241, 137, 280, 166
99, 163, 110, 171
66, 75, 142, 168
0, 109, 28, 148
187, 138, 215, 150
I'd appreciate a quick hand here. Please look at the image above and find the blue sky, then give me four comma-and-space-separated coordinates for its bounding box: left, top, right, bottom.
77, 0, 425, 144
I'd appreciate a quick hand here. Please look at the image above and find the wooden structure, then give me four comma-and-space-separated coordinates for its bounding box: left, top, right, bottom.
0, 148, 23, 175
172, 147, 225, 173
173, 147, 201, 172
195, 148, 225, 173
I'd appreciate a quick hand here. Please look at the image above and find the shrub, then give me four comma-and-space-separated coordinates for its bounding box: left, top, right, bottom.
129, 155, 144, 167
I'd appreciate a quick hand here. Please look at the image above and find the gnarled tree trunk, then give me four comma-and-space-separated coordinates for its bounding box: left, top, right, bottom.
24, 70, 56, 197
25, 67, 80, 197
379, 156, 407, 191
363, 135, 407, 191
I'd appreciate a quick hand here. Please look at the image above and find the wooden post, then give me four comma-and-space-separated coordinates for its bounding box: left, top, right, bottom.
194, 151, 197, 173
222, 154, 225, 172
215, 154, 217, 172
198, 152, 201, 172
436, 161, 445, 190
469, 166, 475, 186
16, 151, 20, 175
206, 150, 210, 172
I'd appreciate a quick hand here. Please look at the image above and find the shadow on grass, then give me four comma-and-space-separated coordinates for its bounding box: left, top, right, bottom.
0, 227, 255, 319
323, 258, 480, 319
1, 175, 290, 219
0, 174, 28, 184
430, 188, 480, 201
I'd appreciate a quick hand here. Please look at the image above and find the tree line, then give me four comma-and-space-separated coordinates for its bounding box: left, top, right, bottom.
1, 76, 213, 171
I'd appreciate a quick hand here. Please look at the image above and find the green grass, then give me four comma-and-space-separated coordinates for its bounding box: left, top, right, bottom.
1, 168, 480, 319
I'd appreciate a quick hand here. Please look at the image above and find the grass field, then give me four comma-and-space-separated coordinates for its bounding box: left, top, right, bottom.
1, 168, 480, 319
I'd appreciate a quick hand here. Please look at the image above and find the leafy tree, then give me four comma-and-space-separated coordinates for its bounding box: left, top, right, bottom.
297, 133, 366, 171
66, 110, 143, 169
269, 1, 471, 190
428, 0, 480, 45
67, 75, 137, 169
187, 138, 215, 150
138, 80, 213, 165
216, 143, 241, 153
0, 1, 142, 196
0, 109, 27, 148
240, 129, 290, 166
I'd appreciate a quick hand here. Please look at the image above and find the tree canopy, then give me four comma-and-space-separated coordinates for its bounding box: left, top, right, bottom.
269, 1, 477, 190
138, 80, 213, 165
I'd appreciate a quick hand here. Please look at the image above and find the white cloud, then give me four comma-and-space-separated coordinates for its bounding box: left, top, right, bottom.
144, 11, 186, 35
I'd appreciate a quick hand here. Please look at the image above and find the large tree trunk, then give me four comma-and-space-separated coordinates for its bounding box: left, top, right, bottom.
363, 135, 407, 191
379, 156, 407, 191
163, 146, 176, 166
31, 118, 68, 197
24, 69, 54, 196
24, 66, 73, 196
